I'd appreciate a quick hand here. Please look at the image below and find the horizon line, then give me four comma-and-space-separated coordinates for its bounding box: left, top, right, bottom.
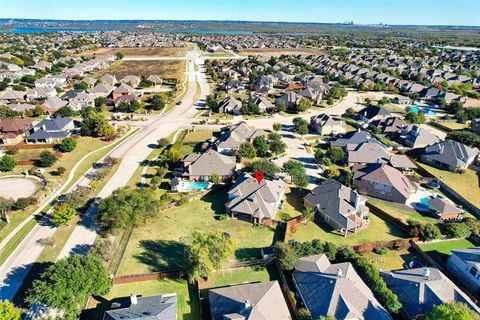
1, 18, 479, 28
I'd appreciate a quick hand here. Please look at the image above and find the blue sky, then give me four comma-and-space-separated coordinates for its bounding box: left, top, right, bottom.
0, 0, 479, 26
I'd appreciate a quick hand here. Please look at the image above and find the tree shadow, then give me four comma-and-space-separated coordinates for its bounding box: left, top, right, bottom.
9, 261, 54, 307
134, 239, 189, 272
200, 187, 229, 215
285, 188, 309, 213
234, 247, 261, 261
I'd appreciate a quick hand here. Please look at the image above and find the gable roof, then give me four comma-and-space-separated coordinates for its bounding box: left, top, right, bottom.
381, 268, 480, 318
34, 117, 73, 131
226, 173, 285, 220
184, 149, 235, 177
310, 113, 345, 128
0, 118, 33, 134
358, 106, 391, 120
451, 247, 480, 269
293, 255, 392, 320
104, 294, 177, 320
423, 140, 479, 169
330, 130, 377, 150
348, 141, 391, 164
215, 122, 264, 150
208, 281, 291, 320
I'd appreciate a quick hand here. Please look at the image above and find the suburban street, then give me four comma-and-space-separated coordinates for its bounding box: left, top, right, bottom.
0, 47, 210, 300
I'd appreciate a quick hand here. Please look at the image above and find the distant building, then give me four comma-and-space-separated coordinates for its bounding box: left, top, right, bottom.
214, 122, 264, 155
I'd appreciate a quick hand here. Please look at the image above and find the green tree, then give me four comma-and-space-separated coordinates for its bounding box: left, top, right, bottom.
274, 241, 298, 270
26, 255, 112, 319
296, 98, 312, 112
297, 308, 312, 320
253, 136, 269, 157
51, 203, 76, 226
268, 133, 286, 155
301, 208, 314, 224
211, 173, 220, 184
273, 123, 282, 131
324, 167, 340, 179
81, 111, 115, 138
0, 197, 15, 223
247, 159, 280, 178
185, 230, 235, 283
444, 223, 472, 238
56, 106, 76, 117
405, 110, 426, 124
424, 302, 479, 320
0, 155, 16, 172
148, 95, 165, 110
283, 160, 308, 188
37, 150, 57, 167
293, 117, 309, 135
115, 52, 124, 60
0, 300, 20, 320
58, 137, 77, 153
238, 141, 257, 159
74, 81, 89, 90
328, 147, 346, 165
94, 97, 108, 108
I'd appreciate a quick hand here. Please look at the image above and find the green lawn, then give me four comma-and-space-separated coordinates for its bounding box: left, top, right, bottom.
417, 162, 480, 208
437, 122, 469, 131
116, 188, 282, 276
89, 278, 199, 320
419, 238, 475, 265
361, 247, 426, 271
182, 130, 212, 144
286, 211, 409, 246
280, 188, 309, 220
206, 265, 279, 289
367, 197, 438, 225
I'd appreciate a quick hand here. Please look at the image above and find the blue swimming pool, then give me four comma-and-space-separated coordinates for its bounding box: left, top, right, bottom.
409, 106, 438, 116
416, 196, 436, 211
181, 181, 209, 191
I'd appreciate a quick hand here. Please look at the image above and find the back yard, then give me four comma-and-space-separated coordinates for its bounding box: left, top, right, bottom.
419, 238, 476, 265
116, 188, 283, 276
361, 247, 426, 271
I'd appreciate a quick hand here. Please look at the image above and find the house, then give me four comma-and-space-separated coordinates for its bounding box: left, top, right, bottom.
310, 113, 347, 136
208, 281, 291, 320
353, 163, 417, 204
427, 197, 464, 220
275, 92, 300, 109
214, 122, 264, 155
104, 293, 177, 320
64, 91, 96, 110
120, 75, 141, 88
90, 82, 115, 98
381, 267, 480, 319
147, 75, 163, 85
421, 140, 479, 172
448, 248, 480, 295
304, 179, 369, 236
100, 74, 117, 87
370, 117, 407, 137
81, 76, 97, 88
25, 87, 56, 101
251, 75, 274, 93
392, 96, 412, 105
113, 83, 137, 100
347, 141, 391, 166
330, 130, 377, 151
225, 173, 285, 224
42, 96, 67, 113
400, 125, 440, 149
298, 87, 322, 105
224, 80, 245, 93
0, 118, 33, 145
217, 96, 243, 115
471, 119, 480, 134
293, 254, 392, 320
177, 149, 235, 182
388, 154, 416, 173
0, 90, 25, 103
248, 95, 275, 113
26, 117, 74, 144
358, 106, 392, 124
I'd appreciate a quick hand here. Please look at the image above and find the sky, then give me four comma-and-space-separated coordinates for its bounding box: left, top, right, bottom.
0, 0, 479, 26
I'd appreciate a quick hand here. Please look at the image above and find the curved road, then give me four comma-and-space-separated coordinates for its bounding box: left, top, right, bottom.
0, 47, 209, 301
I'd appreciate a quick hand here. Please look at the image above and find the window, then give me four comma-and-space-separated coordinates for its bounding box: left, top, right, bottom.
469, 267, 477, 277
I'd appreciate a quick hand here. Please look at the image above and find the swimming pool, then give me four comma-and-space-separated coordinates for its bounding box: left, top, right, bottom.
409, 106, 438, 116
416, 196, 436, 212
181, 181, 210, 191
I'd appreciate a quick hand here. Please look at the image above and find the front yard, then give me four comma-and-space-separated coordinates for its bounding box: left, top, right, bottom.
416, 162, 480, 208
116, 188, 283, 276
88, 278, 199, 320
285, 211, 410, 246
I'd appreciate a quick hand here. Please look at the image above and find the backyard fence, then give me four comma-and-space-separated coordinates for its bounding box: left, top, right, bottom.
112, 269, 186, 285
366, 202, 412, 233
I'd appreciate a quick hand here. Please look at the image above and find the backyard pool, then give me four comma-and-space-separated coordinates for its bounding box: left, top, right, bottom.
414, 195, 437, 212
409, 106, 438, 116
172, 179, 211, 192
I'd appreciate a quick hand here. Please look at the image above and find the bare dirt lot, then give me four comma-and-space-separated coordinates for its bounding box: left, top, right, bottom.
80, 47, 188, 57
238, 47, 323, 56
94, 60, 186, 81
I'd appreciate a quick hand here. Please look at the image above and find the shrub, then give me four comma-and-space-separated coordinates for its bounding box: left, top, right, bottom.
89, 238, 114, 263
297, 308, 312, 320
273, 123, 282, 131
218, 214, 229, 221
13, 197, 37, 211
273, 241, 298, 270
37, 151, 57, 167
157, 138, 170, 148
58, 137, 77, 153
373, 247, 389, 255
0, 155, 16, 172
444, 223, 471, 239
57, 166, 66, 176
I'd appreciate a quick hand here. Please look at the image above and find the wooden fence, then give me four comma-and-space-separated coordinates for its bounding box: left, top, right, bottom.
366, 202, 411, 233
112, 269, 186, 285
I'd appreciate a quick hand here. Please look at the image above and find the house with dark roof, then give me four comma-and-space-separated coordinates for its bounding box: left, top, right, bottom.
208, 281, 291, 320
426, 197, 464, 220
0, 118, 33, 145
353, 163, 417, 204
104, 293, 177, 320
217, 96, 243, 115
370, 117, 407, 137
448, 247, 480, 295
358, 106, 391, 124
176, 149, 236, 182
214, 123, 264, 155
421, 140, 479, 172
381, 267, 480, 319
388, 154, 417, 173
304, 179, 369, 236
293, 255, 392, 320
225, 173, 285, 224
310, 113, 346, 136
26, 117, 74, 144
330, 130, 378, 151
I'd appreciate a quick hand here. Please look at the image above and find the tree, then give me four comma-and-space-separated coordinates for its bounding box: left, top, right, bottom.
345, 107, 356, 117
238, 141, 257, 159
0, 155, 16, 172
148, 95, 165, 110
94, 96, 108, 108
0, 300, 20, 320
0, 197, 14, 223
57, 166, 66, 176
328, 147, 346, 165
37, 150, 57, 167
268, 133, 286, 155
297, 308, 312, 320
81, 110, 115, 138
74, 81, 88, 90
296, 98, 312, 112
13, 197, 37, 211
0, 106, 21, 119
447, 131, 480, 149
58, 137, 77, 153
283, 160, 308, 188
89, 238, 114, 263
247, 159, 280, 178
184, 230, 234, 282
324, 167, 340, 179
444, 223, 471, 239
274, 241, 298, 270
211, 173, 220, 184
157, 138, 170, 148
115, 52, 124, 60
405, 110, 426, 124
293, 117, 309, 135
424, 302, 479, 320
26, 255, 112, 319
301, 208, 314, 224
273, 123, 282, 131
56, 106, 75, 117
51, 203, 76, 226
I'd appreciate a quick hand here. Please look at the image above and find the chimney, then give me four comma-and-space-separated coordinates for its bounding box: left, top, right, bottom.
422, 268, 430, 279
336, 268, 343, 277
244, 300, 253, 309
130, 294, 138, 305
354, 192, 361, 209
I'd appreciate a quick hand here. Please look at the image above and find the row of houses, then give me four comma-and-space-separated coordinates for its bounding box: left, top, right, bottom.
0, 117, 74, 145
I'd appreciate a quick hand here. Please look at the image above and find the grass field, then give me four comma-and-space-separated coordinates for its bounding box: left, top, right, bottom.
182, 130, 212, 144
116, 188, 282, 276
361, 247, 424, 271
367, 197, 439, 225
80, 47, 188, 57
419, 238, 475, 265
238, 48, 323, 56
89, 278, 199, 320
436, 122, 469, 131
203, 265, 279, 290
95, 60, 186, 81
285, 211, 410, 246
416, 162, 480, 208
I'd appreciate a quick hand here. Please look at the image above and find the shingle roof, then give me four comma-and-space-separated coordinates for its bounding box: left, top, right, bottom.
215, 123, 264, 150
184, 149, 235, 177
348, 141, 391, 164
422, 140, 479, 170
208, 281, 291, 320
104, 294, 177, 320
